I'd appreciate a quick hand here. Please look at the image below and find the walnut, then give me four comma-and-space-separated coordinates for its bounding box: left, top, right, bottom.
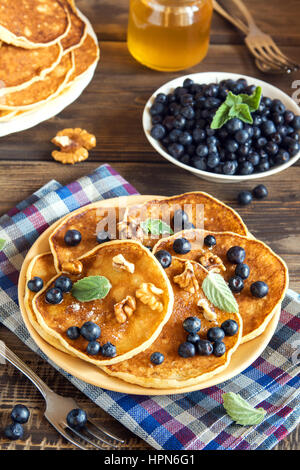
114, 295, 136, 324
199, 250, 226, 273
117, 218, 144, 241
51, 128, 96, 165
173, 261, 199, 294
197, 298, 217, 321
61, 260, 83, 274
112, 254, 135, 274
136, 283, 164, 312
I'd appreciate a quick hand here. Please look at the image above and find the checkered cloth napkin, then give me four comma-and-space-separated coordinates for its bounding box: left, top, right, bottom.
0, 163, 299, 450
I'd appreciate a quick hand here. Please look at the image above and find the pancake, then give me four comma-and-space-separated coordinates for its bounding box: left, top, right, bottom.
0, 110, 17, 121
102, 258, 243, 389
0, 0, 70, 49
61, 1, 87, 53
32, 240, 174, 366
153, 229, 288, 343
25, 252, 72, 355
119, 192, 248, 248
67, 34, 100, 83
0, 42, 63, 96
0, 52, 74, 110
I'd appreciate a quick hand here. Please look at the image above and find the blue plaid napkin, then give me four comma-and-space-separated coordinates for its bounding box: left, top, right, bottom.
0, 163, 299, 450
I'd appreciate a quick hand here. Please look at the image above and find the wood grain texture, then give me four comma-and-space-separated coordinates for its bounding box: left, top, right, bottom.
0, 0, 299, 451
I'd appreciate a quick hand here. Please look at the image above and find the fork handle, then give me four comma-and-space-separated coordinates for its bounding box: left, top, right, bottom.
230, 0, 260, 31
0, 343, 52, 399
213, 1, 248, 34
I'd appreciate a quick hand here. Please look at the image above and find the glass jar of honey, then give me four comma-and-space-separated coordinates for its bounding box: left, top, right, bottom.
127, 0, 213, 72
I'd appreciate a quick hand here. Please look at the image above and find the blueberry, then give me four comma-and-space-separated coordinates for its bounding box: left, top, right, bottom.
192, 128, 206, 142
66, 326, 81, 340
252, 184, 268, 199
101, 342, 117, 357
150, 124, 166, 140
173, 237, 191, 254
247, 151, 260, 166
180, 94, 194, 107
195, 144, 209, 158
174, 115, 186, 129
239, 161, 254, 175
221, 319, 239, 336
27, 276, 43, 293
250, 281, 269, 298
225, 139, 239, 153
169, 129, 182, 142
197, 339, 213, 356
183, 78, 194, 88
183, 316, 201, 334
86, 341, 101, 355
272, 112, 284, 125
207, 327, 225, 342
168, 143, 184, 159
213, 341, 226, 357
284, 110, 295, 123
66, 409, 87, 429
172, 209, 189, 229
11, 405, 30, 424
186, 333, 201, 344
45, 287, 63, 305
179, 131, 193, 146
235, 129, 249, 144
193, 157, 207, 171
150, 352, 164, 365
174, 86, 188, 97
4, 422, 24, 440
252, 126, 261, 139
271, 132, 282, 144
228, 275, 244, 293
207, 154, 220, 169
64, 229, 81, 246
155, 250, 172, 269
237, 190, 252, 206
255, 137, 267, 149
150, 102, 165, 116
235, 263, 250, 279
265, 141, 278, 156
257, 160, 270, 172
204, 234, 216, 247
292, 115, 300, 130
96, 230, 111, 244
271, 99, 285, 114
181, 106, 195, 120
261, 120, 276, 136
275, 149, 290, 165
80, 322, 101, 341
178, 342, 196, 358
155, 93, 167, 104
226, 118, 243, 134
277, 124, 289, 136
54, 276, 72, 293
223, 161, 237, 175
227, 246, 246, 264
163, 115, 176, 130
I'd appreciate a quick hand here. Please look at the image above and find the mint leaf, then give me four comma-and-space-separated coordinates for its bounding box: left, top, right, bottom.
210, 103, 231, 129
223, 392, 266, 425
0, 238, 6, 250
202, 272, 239, 313
71, 276, 111, 302
235, 103, 253, 124
240, 86, 262, 112
225, 91, 242, 108
140, 219, 173, 236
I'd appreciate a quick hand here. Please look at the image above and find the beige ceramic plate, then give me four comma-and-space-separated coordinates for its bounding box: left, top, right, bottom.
18, 195, 281, 395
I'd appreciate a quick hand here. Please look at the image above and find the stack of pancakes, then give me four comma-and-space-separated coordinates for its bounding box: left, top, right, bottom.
23, 192, 288, 389
0, 0, 99, 121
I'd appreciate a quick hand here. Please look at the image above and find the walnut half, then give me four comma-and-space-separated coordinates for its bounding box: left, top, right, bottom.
173, 261, 199, 294
136, 283, 164, 312
112, 254, 135, 274
197, 298, 217, 321
199, 250, 226, 273
51, 128, 96, 165
114, 295, 136, 324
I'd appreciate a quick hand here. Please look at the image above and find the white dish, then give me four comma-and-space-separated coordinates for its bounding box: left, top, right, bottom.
143, 72, 300, 183
0, 10, 98, 138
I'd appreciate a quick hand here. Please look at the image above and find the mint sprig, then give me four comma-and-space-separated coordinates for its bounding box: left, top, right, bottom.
223, 392, 266, 425
202, 272, 239, 314
0, 238, 6, 250
210, 86, 262, 129
71, 276, 111, 302
140, 219, 173, 236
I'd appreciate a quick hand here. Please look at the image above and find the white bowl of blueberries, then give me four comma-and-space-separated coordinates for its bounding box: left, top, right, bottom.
143, 72, 300, 182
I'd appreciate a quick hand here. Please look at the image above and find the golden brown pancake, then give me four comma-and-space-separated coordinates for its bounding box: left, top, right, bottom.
0, 42, 63, 96
68, 34, 100, 82
0, 0, 70, 48
61, 1, 87, 53
32, 240, 174, 365
0, 110, 17, 121
119, 192, 248, 248
0, 52, 74, 110
102, 258, 243, 388
153, 229, 288, 343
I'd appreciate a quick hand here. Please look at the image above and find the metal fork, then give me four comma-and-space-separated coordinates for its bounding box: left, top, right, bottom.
213, 0, 299, 74
0, 344, 125, 450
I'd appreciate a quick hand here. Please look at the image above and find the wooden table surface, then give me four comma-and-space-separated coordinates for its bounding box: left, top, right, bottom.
0, 0, 299, 451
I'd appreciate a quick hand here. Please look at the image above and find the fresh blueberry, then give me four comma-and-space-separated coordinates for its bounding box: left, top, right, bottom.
155, 93, 168, 104
226, 118, 243, 134
183, 316, 201, 334
195, 144, 209, 158
261, 120, 276, 136
207, 154, 220, 169
186, 333, 201, 344
207, 327, 225, 342
150, 102, 165, 116
197, 339, 213, 356
257, 160, 270, 172
180, 94, 194, 107
54, 276, 72, 293
163, 115, 176, 130
178, 342, 196, 358
221, 319, 239, 336
192, 128, 206, 142
45, 287, 63, 305
169, 129, 182, 142
225, 139, 239, 153
250, 281, 269, 298
80, 321, 101, 341
66, 326, 81, 340
255, 136, 267, 149
228, 276, 244, 293
237, 190, 252, 206
172, 209, 189, 230
227, 246, 246, 264
179, 154, 191, 165
223, 161, 237, 175
155, 250, 172, 269
173, 115, 186, 129
204, 234, 216, 247
247, 151, 260, 166
27, 277, 43, 293
284, 110, 295, 124
265, 141, 278, 156
252, 184, 268, 199
275, 149, 290, 165
11, 405, 30, 424
168, 143, 184, 159
173, 238, 191, 254
150, 124, 166, 140
179, 131, 193, 146
213, 341, 226, 357
150, 352, 164, 365
239, 161, 254, 175
185, 222, 195, 229
183, 78, 194, 88
271, 99, 285, 114
101, 342, 117, 357
235, 129, 249, 144
64, 229, 82, 246
193, 157, 207, 171
86, 341, 101, 355
292, 115, 300, 130
66, 409, 87, 429
4, 422, 24, 440
235, 263, 250, 279
96, 230, 111, 244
